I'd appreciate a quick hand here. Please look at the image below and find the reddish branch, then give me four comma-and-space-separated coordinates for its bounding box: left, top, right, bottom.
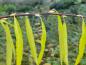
0, 12, 86, 19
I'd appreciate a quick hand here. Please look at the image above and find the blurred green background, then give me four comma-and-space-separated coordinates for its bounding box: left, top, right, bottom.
0, 0, 86, 65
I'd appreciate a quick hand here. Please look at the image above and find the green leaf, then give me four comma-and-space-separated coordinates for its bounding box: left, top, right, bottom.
25, 16, 38, 65
37, 17, 46, 65
57, 15, 64, 65
14, 16, 23, 65
57, 14, 68, 65
75, 18, 86, 65
0, 19, 15, 65
62, 22, 68, 65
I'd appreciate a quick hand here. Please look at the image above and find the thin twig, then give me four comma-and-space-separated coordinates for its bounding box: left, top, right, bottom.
0, 12, 86, 19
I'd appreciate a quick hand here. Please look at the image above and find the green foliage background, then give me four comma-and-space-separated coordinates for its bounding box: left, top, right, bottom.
0, 0, 86, 65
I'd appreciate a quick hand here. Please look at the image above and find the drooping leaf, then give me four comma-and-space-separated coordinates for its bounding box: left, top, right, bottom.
25, 16, 38, 65
37, 17, 46, 65
57, 14, 68, 65
14, 16, 23, 65
75, 18, 86, 65
62, 22, 68, 65
57, 15, 64, 65
0, 19, 15, 65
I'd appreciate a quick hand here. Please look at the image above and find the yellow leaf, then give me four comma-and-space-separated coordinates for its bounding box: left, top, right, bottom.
0, 19, 15, 65
14, 16, 23, 65
63, 22, 68, 65
57, 14, 68, 65
25, 16, 38, 65
37, 17, 46, 65
57, 15, 64, 65
75, 18, 86, 65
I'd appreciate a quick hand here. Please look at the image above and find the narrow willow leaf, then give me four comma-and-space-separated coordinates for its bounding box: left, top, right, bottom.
63, 22, 68, 65
14, 16, 23, 65
57, 15, 64, 65
57, 15, 68, 65
75, 18, 86, 65
25, 16, 38, 65
37, 17, 46, 65
0, 20, 14, 65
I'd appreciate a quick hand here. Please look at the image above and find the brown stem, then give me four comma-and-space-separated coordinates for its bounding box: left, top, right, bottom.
0, 12, 85, 19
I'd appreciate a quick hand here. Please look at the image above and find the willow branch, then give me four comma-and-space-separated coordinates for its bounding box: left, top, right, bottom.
0, 12, 86, 19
